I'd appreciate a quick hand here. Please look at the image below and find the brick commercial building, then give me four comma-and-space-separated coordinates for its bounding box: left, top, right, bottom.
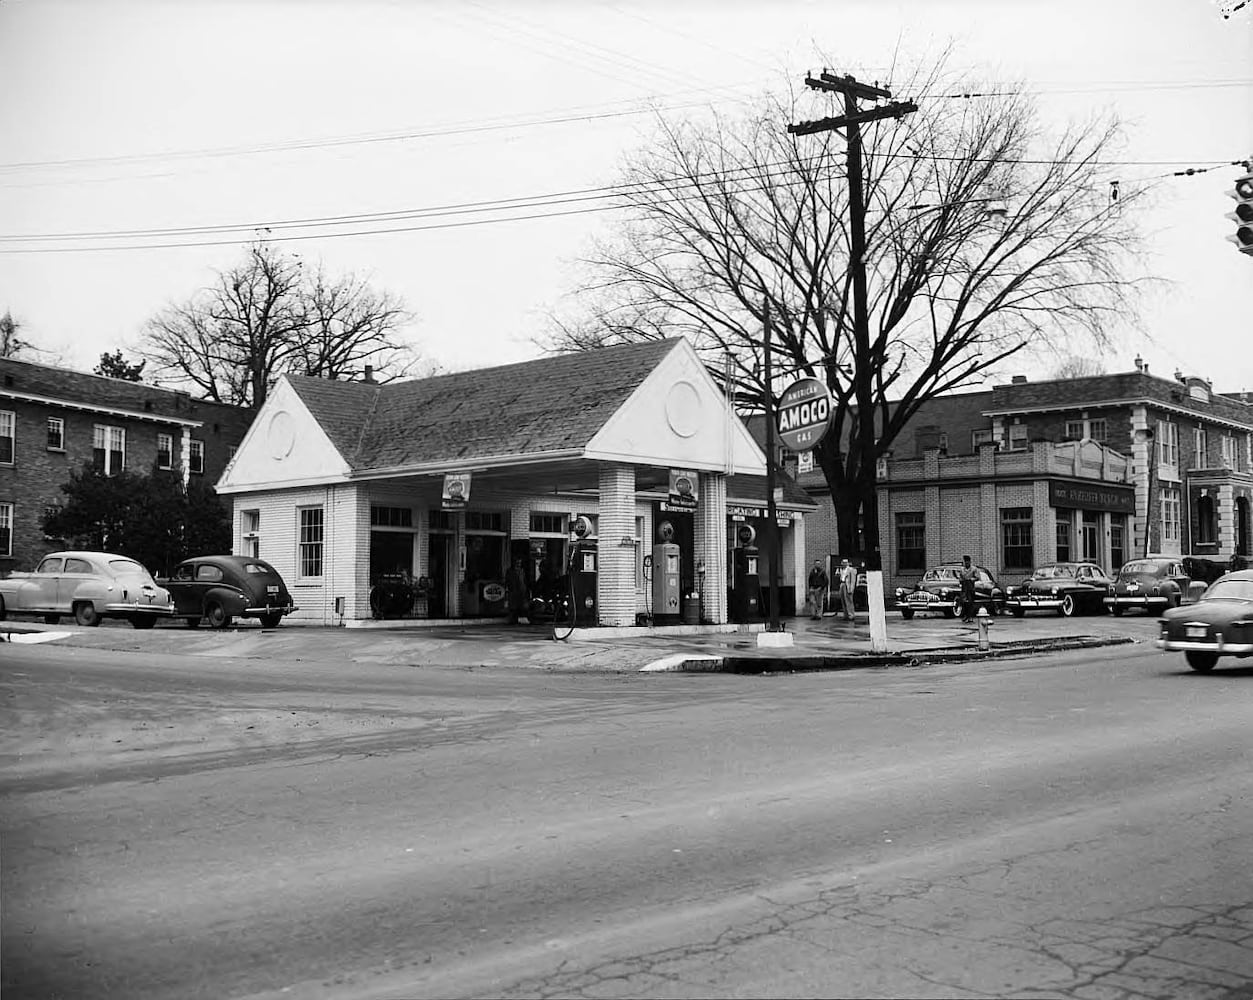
0, 358, 254, 571
216, 339, 815, 627
791, 362, 1253, 596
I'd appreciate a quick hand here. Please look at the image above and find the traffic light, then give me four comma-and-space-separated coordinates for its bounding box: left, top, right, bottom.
1226, 171, 1253, 256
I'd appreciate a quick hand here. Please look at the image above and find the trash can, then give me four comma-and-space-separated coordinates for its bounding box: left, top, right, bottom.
681, 593, 701, 625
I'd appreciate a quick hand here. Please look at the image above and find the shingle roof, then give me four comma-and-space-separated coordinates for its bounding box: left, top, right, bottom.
0, 356, 254, 431
288, 339, 680, 470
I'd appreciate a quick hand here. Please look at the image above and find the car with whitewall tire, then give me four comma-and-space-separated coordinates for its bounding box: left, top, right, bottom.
0, 551, 175, 628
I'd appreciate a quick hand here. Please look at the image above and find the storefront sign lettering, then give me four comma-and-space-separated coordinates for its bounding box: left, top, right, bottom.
1048, 478, 1135, 513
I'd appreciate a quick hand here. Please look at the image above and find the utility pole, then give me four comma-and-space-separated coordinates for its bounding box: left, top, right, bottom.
789, 72, 916, 653
763, 298, 781, 633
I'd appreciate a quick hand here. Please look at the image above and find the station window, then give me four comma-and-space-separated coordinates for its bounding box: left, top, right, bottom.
530, 512, 566, 535
370, 506, 413, 528
242, 509, 260, 558
298, 506, 324, 578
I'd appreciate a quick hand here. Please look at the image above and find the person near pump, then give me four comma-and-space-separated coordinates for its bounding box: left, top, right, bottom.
959, 554, 979, 623
806, 560, 829, 620
839, 559, 858, 621
505, 557, 530, 625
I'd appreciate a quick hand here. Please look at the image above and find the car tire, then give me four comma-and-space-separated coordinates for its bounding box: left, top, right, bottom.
1186, 651, 1218, 672
1059, 594, 1076, 617
44, 614, 61, 625
74, 602, 100, 627
130, 614, 157, 630
260, 613, 282, 629
206, 602, 233, 629
900, 608, 914, 620
1110, 606, 1124, 616
185, 617, 200, 629
942, 607, 955, 619
1010, 606, 1025, 618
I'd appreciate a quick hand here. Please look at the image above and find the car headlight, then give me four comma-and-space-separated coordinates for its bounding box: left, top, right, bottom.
1050, 586, 1058, 595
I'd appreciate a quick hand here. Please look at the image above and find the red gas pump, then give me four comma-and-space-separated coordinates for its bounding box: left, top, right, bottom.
730, 523, 761, 621
569, 515, 598, 626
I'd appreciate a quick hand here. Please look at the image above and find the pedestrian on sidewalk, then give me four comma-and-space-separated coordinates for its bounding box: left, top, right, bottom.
959, 554, 978, 622
806, 560, 829, 620
839, 559, 858, 621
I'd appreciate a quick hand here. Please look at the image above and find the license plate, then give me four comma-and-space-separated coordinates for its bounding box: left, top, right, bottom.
267, 585, 279, 594
909, 596, 929, 605
1186, 626, 1208, 639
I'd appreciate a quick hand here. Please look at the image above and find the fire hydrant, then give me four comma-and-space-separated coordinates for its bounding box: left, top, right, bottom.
975, 605, 992, 651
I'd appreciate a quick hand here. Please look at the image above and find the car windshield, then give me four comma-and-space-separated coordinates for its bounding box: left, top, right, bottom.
1034, 566, 1074, 580
108, 558, 148, 576
1119, 561, 1164, 577
924, 568, 958, 581
1204, 579, 1253, 601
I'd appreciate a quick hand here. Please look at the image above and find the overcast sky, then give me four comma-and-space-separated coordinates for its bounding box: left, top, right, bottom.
1, 0, 1250, 392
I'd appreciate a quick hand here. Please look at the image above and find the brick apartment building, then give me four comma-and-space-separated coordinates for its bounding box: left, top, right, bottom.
787, 361, 1253, 596
0, 357, 255, 571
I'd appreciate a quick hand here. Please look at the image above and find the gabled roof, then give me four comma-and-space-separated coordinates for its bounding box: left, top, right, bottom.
288, 339, 681, 470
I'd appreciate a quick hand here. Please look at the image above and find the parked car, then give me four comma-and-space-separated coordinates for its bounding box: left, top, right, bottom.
1003, 562, 1115, 617
1104, 557, 1197, 616
1157, 569, 1253, 671
0, 550, 175, 628
161, 555, 297, 629
895, 564, 1005, 619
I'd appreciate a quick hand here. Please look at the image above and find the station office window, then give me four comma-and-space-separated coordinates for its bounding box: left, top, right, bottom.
895, 512, 925, 571
189, 439, 205, 475
298, 506, 324, 578
157, 432, 173, 470
92, 424, 125, 474
47, 416, 64, 451
0, 411, 14, 464
370, 506, 413, 528
242, 509, 260, 558
0, 502, 11, 556
1001, 507, 1034, 570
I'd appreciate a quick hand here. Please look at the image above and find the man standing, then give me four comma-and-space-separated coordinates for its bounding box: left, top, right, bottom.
959, 554, 978, 622
839, 559, 858, 621
806, 559, 829, 620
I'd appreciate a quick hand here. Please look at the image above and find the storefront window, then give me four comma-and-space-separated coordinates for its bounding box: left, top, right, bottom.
895, 512, 925, 571
1056, 515, 1072, 562
1110, 516, 1126, 572
1160, 488, 1181, 543
1001, 508, 1033, 570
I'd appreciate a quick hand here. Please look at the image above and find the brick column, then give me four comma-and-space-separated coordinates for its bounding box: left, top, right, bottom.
695, 472, 728, 624
597, 463, 637, 627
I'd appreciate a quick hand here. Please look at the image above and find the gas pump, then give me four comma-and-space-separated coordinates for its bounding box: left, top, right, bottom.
651, 519, 682, 622
730, 523, 761, 621
569, 515, 598, 625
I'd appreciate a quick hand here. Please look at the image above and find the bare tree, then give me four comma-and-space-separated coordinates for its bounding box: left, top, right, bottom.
1050, 355, 1108, 380
296, 266, 416, 382
144, 243, 418, 406
548, 58, 1152, 557
0, 310, 31, 358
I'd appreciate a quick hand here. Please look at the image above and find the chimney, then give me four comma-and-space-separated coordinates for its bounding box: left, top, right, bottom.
1011, 375, 1027, 384
1134, 355, 1143, 372
363, 365, 376, 384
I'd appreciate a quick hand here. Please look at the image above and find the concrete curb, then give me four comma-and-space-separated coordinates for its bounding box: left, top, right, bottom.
640, 635, 1137, 673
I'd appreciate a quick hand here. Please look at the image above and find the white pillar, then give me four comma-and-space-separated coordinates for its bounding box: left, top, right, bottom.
597, 463, 637, 627
695, 472, 728, 624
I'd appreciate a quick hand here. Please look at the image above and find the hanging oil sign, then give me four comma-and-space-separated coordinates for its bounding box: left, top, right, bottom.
777, 377, 833, 452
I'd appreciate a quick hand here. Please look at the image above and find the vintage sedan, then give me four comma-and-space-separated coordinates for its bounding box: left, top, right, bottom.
1103, 557, 1195, 616
162, 555, 297, 629
1003, 562, 1114, 617
1156, 570, 1253, 672
895, 564, 1005, 619
0, 550, 175, 628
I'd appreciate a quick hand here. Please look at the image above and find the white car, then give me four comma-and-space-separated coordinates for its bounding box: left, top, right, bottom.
0, 550, 175, 628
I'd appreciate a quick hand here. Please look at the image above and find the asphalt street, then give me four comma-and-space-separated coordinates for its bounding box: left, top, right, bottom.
2, 634, 1252, 999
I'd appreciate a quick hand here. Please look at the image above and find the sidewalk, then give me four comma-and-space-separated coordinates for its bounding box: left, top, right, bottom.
2, 609, 1157, 673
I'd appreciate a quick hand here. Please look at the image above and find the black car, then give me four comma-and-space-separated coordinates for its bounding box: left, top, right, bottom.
1104, 557, 1194, 616
1157, 570, 1253, 672
895, 564, 1005, 619
1003, 562, 1114, 617
162, 555, 298, 629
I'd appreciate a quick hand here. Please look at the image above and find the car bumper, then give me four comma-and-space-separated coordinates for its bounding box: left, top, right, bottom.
1156, 638, 1253, 654
243, 603, 298, 616
1104, 596, 1167, 609
1005, 596, 1063, 611
103, 601, 176, 616
895, 600, 955, 613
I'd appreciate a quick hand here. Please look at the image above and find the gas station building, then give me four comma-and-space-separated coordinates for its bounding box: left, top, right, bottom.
215, 339, 815, 627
